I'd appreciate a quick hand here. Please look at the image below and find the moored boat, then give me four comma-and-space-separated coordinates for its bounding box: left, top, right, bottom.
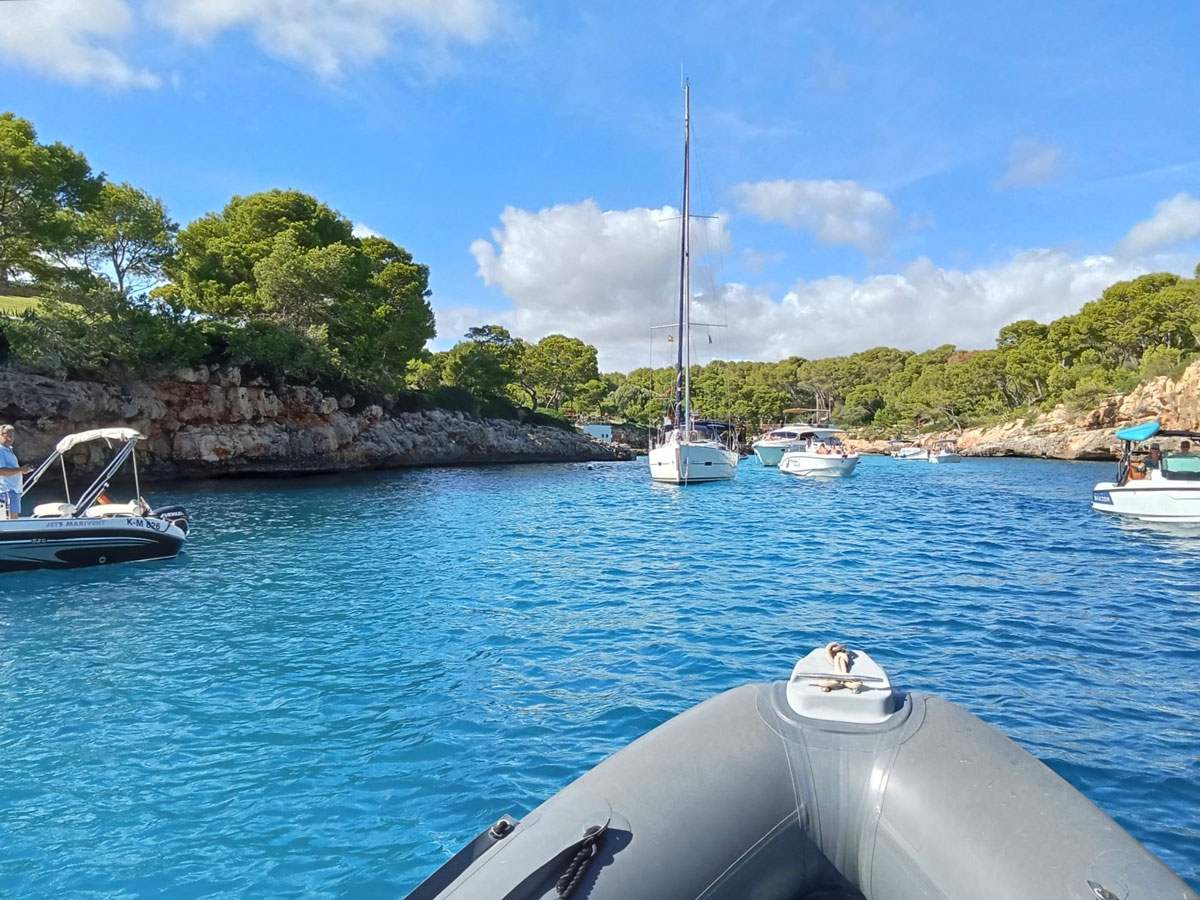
1, 428, 189, 573
1092, 420, 1200, 522
647, 82, 738, 485
888, 439, 928, 460
748, 412, 835, 468
405, 643, 1197, 900
778, 429, 859, 477
928, 438, 962, 463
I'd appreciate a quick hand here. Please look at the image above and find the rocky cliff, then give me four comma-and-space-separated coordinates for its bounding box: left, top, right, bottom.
849, 361, 1200, 460
0, 365, 630, 479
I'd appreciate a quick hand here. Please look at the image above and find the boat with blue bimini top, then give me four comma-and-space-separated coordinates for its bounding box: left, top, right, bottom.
0, 427, 189, 574
1092, 420, 1200, 522
405, 642, 1198, 900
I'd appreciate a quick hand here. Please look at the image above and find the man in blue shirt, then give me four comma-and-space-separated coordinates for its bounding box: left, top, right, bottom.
0, 424, 34, 518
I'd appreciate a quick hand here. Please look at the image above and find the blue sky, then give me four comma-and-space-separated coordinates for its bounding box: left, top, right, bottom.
3, 0, 1200, 370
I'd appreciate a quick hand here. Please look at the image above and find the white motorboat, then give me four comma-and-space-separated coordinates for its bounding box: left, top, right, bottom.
647, 83, 738, 485
0, 427, 189, 573
1092, 421, 1200, 522
888, 439, 928, 460
752, 411, 836, 466
778, 430, 859, 477
928, 438, 962, 463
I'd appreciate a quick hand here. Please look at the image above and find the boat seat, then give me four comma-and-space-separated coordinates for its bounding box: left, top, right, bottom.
82, 501, 143, 518
31, 502, 77, 518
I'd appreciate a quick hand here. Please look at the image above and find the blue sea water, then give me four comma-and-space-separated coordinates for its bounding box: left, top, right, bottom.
1, 455, 1197, 897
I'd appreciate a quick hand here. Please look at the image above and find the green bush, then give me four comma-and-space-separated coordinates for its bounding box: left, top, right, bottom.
429, 385, 477, 414
478, 394, 520, 420
205, 319, 337, 380
5, 290, 207, 376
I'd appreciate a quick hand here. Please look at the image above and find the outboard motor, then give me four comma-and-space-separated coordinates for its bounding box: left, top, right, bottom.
152, 505, 190, 535
404, 644, 1197, 900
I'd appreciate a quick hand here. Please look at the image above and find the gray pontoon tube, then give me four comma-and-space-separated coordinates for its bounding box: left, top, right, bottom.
406, 644, 1197, 900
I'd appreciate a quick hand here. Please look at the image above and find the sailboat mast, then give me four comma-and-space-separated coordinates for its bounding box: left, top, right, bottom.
681, 81, 692, 431
673, 85, 687, 428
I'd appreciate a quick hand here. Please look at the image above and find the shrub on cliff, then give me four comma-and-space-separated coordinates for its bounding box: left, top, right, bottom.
5, 286, 207, 377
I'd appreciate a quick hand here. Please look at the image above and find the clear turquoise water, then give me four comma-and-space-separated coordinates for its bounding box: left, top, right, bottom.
1, 456, 1197, 897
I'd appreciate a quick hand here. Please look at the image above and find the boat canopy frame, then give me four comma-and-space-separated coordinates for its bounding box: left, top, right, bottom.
19, 428, 147, 518
1112, 421, 1200, 485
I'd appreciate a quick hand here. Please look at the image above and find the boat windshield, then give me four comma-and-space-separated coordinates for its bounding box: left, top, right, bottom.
1162, 454, 1200, 480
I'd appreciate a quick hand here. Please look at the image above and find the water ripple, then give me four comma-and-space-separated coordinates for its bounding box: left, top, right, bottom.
0, 456, 1197, 896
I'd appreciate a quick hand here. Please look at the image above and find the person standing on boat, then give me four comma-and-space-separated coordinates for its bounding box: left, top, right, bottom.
0, 424, 34, 518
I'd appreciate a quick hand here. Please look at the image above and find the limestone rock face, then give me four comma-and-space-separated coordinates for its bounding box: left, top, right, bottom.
0, 365, 631, 479
956, 362, 1200, 459
845, 361, 1200, 461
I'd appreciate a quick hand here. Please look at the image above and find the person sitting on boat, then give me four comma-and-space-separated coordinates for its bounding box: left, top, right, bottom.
1179, 440, 1194, 455
1147, 443, 1162, 469
0, 424, 34, 518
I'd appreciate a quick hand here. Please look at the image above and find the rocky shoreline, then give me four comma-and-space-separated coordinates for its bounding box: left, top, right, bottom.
0, 364, 631, 480
4, 360, 1196, 477
848, 361, 1200, 460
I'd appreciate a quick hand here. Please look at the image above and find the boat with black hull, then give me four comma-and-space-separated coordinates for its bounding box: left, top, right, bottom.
0, 428, 189, 574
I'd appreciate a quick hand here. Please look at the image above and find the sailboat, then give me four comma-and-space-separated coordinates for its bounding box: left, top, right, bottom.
648, 82, 739, 485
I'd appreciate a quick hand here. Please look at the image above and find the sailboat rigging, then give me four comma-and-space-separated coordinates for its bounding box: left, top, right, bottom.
647, 82, 739, 484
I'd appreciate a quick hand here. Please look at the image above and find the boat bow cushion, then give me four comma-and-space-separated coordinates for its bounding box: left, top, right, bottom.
82, 501, 143, 518
31, 502, 77, 518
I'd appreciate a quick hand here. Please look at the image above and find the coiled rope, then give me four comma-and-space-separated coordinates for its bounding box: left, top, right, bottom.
817, 642, 864, 693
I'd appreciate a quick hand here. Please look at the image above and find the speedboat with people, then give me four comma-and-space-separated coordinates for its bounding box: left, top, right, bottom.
928, 438, 962, 463
0, 427, 189, 573
752, 414, 836, 467
405, 643, 1196, 900
1092, 420, 1200, 522
778, 429, 859, 477
888, 438, 928, 460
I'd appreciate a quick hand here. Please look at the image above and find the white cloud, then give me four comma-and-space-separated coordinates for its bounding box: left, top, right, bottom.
996, 139, 1063, 190
0, 0, 159, 90
729, 179, 896, 254
464, 199, 731, 367
454, 199, 1193, 372
352, 222, 383, 239
1116, 192, 1200, 256
727, 251, 1143, 363
154, 0, 500, 79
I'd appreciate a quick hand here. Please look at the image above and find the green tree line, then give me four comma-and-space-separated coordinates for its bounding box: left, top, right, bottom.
3, 109, 1198, 431
592, 264, 1200, 432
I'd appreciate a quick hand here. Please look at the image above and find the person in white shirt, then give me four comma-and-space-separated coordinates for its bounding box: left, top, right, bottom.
0, 424, 34, 518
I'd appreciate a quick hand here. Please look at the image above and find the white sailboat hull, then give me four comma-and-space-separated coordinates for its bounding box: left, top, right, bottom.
778, 450, 859, 478
1092, 479, 1200, 522
649, 441, 739, 483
